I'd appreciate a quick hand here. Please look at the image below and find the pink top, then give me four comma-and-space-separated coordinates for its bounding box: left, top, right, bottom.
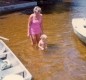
29, 14, 42, 35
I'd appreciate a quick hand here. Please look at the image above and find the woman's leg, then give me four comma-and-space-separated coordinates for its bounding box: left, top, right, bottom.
30, 34, 37, 46
36, 33, 41, 44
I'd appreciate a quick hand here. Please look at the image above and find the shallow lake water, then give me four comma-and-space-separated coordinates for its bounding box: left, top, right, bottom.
0, 2, 86, 80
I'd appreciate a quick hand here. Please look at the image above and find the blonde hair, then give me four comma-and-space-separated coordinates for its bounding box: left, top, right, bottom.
33, 6, 41, 13
40, 34, 47, 39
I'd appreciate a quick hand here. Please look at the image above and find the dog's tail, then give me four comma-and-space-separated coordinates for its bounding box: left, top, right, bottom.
0, 36, 9, 41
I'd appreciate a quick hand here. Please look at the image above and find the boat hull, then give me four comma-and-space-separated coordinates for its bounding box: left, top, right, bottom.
0, 40, 32, 80
72, 18, 86, 44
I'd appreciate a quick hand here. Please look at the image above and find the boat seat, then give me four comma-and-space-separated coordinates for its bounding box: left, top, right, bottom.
0, 47, 6, 54
0, 65, 25, 79
0, 53, 7, 59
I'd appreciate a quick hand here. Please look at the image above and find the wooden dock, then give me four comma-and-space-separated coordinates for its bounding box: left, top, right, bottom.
0, 1, 37, 14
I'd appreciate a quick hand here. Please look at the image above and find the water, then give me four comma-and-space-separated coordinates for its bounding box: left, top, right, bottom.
0, 2, 86, 80
72, 0, 86, 18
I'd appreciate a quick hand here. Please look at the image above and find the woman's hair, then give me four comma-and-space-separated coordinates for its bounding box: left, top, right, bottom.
33, 6, 41, 13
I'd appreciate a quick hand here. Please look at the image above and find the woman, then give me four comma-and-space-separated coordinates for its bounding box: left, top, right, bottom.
27, 6, 43, 46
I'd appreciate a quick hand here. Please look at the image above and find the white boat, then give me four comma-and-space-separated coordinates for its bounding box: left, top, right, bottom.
0, 40, 32, 80
72, 18, 86, 44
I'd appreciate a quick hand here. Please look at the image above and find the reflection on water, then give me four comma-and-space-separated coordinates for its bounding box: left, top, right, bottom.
0, 1, 86, 80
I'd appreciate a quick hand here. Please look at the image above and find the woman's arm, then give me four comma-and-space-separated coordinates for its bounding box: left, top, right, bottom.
40, 14, 43, 34
27, 14, 33, 36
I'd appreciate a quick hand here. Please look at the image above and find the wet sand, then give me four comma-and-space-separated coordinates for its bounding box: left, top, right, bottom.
0, 3, 86, 80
